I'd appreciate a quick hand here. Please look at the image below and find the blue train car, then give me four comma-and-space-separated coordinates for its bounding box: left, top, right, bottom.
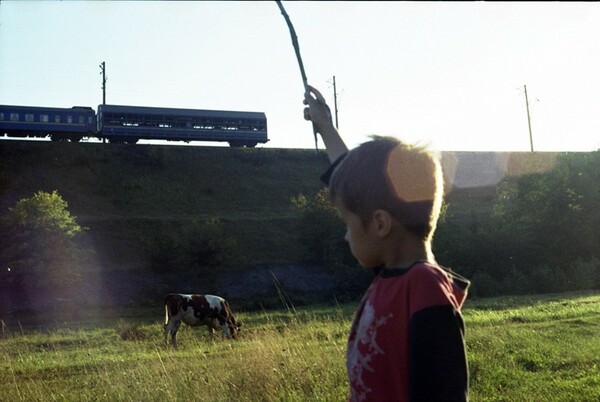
0, 104, 96, 142
97, 104, 268, 147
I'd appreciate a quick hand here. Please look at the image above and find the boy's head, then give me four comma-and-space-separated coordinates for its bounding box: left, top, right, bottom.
328, 136, 444, 242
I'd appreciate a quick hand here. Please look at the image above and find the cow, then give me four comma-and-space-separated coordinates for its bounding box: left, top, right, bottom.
163, 293, 241, 347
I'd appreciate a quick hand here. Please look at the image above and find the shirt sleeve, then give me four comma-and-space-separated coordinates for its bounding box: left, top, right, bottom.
408, 304, 469, 402
320, 153, 347, 185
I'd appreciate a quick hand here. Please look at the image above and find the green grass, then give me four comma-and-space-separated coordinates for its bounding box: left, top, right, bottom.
1, 291, 599, 401
465, 291, 600, 401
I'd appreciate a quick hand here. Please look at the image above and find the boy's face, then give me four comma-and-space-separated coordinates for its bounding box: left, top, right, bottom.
335, 199, 382, 269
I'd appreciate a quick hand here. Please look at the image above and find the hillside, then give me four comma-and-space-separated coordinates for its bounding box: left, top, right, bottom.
0, 141, 330, 264
0, 140, 564, 314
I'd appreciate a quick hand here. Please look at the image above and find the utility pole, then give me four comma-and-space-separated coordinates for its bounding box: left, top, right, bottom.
99, 62, 107, 143
99, 61, 107, 105
332, 75, 339, 129
524, 84, 534, 152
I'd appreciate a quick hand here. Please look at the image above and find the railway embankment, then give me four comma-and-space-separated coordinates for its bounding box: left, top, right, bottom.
0, 140, 565, 319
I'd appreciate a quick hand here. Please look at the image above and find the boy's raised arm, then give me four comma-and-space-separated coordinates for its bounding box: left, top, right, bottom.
303, 85, 348, 163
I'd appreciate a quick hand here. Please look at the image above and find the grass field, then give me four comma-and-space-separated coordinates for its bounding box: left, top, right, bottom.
1, 290, 599, 401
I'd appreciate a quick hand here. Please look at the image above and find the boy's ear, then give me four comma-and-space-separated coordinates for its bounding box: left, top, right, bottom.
372, 209, 393, 237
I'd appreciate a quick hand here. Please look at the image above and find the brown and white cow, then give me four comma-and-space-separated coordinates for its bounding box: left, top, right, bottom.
164, 293, 241, 347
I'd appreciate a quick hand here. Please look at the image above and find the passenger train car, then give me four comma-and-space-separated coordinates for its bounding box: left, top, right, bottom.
98, 105, 267, 147
0, 105, 96, 142
0, 104, 268, 147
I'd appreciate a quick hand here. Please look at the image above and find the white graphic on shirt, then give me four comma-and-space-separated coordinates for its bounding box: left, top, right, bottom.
347, 300, 393, 402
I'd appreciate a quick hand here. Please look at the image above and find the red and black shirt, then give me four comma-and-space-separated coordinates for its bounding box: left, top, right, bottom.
347, 261, 469, 402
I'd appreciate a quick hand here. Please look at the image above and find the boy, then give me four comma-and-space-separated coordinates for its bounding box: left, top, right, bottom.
303, 86, 470, 402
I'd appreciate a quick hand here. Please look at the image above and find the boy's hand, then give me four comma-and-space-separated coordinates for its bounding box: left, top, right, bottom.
303, 85, 335, 134
303, 85, 348, 163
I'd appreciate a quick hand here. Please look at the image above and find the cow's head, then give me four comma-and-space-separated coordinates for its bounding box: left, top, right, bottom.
228, 319, 242, 339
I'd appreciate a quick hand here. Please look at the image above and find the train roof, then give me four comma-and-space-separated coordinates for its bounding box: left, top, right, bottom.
97, 104, 266, 119
0, 104, 94, 112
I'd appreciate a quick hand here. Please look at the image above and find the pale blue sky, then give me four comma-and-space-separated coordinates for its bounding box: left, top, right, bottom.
1, 1, 599, 151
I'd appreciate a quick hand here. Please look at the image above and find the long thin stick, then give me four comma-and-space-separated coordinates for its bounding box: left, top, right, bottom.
276, 0, 318, 151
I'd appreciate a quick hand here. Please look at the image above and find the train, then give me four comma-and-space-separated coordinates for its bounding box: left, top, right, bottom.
0, 103, 268, 147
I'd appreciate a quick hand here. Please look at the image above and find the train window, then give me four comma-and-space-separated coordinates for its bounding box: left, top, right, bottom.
10, 113, 19, 121
41, 114, 49, 123
0, 113, 4, 120
25, 114, 34, 122
88, 116, 93, 124
67, 115, 73, 123
55, 115, 61, 123
79, 116, 85, 124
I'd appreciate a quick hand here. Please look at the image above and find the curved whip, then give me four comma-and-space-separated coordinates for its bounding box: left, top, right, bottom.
276, 0, 318, 151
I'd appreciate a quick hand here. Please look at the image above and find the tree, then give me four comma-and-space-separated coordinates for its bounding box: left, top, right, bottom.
10, 190, 81, 236
3, 190, 84, 290
492, 152, 600, 269
435, 151, 600, 297
474, 151, 600, 295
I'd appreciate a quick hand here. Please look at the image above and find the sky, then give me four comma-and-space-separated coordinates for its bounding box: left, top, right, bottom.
1, 1, 599, 152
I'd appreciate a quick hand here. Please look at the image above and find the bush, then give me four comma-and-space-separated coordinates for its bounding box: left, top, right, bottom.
503, 268, 533, 295
290, 189, 352, 266
147, 217, 237, 272
564, 257, 600, 291
527, 265, 569, 294
470, 271, 502, 298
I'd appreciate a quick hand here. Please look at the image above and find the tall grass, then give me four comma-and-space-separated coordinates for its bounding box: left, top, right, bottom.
1, 291, 599, 401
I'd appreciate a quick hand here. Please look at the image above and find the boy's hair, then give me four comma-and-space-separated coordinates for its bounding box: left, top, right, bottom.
329, 136, 444, 241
